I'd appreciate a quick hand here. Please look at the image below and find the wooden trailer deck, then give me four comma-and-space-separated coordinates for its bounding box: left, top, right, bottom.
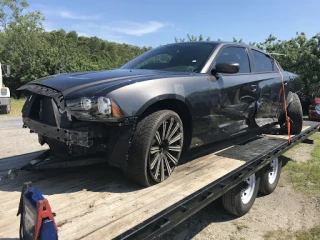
0, 123, 318, 239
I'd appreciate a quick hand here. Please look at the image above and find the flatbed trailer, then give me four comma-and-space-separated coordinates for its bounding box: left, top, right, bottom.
0, 121, 319, 239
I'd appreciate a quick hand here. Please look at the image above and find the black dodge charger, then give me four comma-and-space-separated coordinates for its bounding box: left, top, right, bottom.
19, 42, 303, 187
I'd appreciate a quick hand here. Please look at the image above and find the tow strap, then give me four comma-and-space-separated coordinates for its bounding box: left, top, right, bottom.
274, 60, 292, 143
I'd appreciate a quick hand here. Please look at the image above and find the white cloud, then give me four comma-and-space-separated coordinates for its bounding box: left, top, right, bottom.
57, 10, 100, 21
72, 22, 128, 43
106, 21, 165, 36
31, 4, 100, 21
43, 21, 56, 32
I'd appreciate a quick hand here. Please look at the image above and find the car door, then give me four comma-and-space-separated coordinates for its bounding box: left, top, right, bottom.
206, 45, 259, 143
249, 49, 283, 127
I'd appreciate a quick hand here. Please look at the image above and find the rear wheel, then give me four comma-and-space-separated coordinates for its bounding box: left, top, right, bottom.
124, 110, 184, 187
279, 93, 303, 134
259, 157, 282, 195
222, 173, 260, 217
0, 105, 10, 114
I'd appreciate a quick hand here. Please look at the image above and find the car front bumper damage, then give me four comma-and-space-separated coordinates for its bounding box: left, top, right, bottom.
22, 116, 136, 170
23, 117, 93, 148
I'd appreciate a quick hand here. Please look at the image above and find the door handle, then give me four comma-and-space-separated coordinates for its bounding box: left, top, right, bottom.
251, 85, 258, 91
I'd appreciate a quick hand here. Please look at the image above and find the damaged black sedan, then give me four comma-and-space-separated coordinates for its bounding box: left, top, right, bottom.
19, 42, 303, 187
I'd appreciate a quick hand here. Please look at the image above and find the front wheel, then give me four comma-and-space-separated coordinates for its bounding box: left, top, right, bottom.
124, 110, 184, 187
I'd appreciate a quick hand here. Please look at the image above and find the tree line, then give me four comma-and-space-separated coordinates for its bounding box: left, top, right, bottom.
0, 0, 319, 98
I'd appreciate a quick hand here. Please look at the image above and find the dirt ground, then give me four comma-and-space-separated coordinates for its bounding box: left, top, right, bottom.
1, 117, 319, 239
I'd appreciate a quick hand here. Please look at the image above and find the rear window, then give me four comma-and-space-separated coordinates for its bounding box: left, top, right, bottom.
252, 50, 273, 72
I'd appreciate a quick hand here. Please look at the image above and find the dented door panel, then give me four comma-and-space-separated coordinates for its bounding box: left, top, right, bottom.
254, 72, 283, 127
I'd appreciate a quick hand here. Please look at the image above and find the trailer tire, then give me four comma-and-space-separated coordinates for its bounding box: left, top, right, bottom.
222, 173, 260, 217
0, 105, 10, 114
279, 93, 303, 134
124, 110, 184, 187
259, 157, 282, 195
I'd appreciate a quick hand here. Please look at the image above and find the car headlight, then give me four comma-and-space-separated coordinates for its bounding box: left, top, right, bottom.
81, 98, 92, 110
66, 97, 124, 121
97, 97, 111, 115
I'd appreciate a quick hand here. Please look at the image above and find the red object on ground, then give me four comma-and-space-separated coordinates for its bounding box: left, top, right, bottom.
309, 89, 320, 121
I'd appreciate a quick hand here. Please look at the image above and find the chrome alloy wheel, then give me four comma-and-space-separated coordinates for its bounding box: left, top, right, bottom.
149, 117, 183, 182
241, 174, 256, 204
268, 158, 279, 185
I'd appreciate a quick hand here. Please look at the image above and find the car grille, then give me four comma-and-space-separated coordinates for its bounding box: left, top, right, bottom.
39, 96, 57, 126
21, 84, 71, 128
21, 84, 65, 110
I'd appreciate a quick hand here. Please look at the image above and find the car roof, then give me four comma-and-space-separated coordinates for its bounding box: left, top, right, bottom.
165, 41, 265, 53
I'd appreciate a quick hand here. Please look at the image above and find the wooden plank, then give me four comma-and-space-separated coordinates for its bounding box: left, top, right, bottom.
0, 149, 244, 239
262, 125, 311, 139
64, 158, 243, 240
3, 124, 314, 239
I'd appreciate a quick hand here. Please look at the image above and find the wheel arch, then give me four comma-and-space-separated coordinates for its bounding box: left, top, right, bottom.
137, 95, 193, 151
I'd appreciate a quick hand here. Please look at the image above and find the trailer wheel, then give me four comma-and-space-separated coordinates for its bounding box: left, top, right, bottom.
259, 157, 282, 195
0, 105, 10, 114
222, 173, 260, 217
124, 110, 184, 187
279, 93, 303, 134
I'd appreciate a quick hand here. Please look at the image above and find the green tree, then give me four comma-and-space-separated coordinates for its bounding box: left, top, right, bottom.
0, 0, 46, 90
174, 34, 211, 43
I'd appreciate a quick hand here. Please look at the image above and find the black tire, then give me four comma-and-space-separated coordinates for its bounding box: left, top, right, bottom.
0, 105, 10, 114
124, 110, 184, 187
6, 104, 10, 114
259, 157, 282, 195
279, 93, 303, 134
222, 173, 260, 217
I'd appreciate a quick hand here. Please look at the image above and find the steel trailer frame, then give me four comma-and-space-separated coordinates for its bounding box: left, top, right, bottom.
115, 123, 319, 240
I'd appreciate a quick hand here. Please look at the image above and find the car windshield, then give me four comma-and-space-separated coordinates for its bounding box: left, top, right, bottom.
121, 43, 217, 73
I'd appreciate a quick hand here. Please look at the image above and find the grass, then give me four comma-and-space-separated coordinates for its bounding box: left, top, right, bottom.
265, 132, 320, 239
0, 98, 26, 116
264, 225, 320, 240
284, 132, 320, 203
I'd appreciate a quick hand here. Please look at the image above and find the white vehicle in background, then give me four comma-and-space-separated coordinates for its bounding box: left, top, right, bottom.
0, 63, 11, 114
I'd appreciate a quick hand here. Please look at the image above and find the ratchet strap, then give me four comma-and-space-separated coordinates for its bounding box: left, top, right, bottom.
274, 61, 292, 143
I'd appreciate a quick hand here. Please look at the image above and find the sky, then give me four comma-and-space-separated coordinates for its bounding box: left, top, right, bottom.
28, 0, 320, 47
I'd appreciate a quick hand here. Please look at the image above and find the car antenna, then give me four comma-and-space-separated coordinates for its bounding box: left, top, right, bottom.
268, 52, 287, 56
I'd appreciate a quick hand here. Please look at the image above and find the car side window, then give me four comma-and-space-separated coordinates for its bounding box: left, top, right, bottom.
251, 50, 273, 72
215, 47, 250, 73
273, 60, 283, 72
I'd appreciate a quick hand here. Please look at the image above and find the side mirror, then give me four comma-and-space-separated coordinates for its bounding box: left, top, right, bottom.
211, 62, 240, 75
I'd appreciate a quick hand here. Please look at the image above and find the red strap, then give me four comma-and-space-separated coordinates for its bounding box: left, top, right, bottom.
274, 60, 291, 143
